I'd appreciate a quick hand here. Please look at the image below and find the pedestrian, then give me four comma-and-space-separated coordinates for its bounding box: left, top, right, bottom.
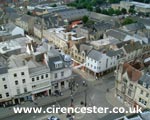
106, 88, 109, 92
82, 81, 85, 86
76, 83, 79, 88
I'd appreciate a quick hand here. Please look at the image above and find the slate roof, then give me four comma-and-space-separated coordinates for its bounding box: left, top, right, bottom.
79, 44, 93, 54
36, 13, 65, 29
106, 49, 124, 57
4, 23, 16, 32
20, 15, 34, 23
57, 9, 88, 22
87, 49, 103, 61
94, 21, 112, 31
138, 73, 150, 88
47, 49, 65, 71
0, 55, 8, 74
105, 29, 127, 41
4, 7, 17, 14
48, 55, 65, 71
123, 41, 142, 53
123, 22, 146, 31
8, 13, 20, 21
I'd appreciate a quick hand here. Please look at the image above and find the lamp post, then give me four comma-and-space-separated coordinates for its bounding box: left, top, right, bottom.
82, 81, 88, 107
70, 79, 75, 107
84, 89, 87, 107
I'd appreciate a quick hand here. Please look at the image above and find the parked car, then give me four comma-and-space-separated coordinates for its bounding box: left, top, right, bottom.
48, 116, 60, 120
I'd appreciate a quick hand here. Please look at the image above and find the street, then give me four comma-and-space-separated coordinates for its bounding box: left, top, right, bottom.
2, 71, 123, 120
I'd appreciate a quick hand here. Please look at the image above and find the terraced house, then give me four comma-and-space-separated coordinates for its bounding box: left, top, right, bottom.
0, 41, 72, 107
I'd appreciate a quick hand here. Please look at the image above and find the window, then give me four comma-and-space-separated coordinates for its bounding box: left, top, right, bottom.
32, 85, 36, 88
4, 85, 7, 89
14, 73, 17, 77
141, 90, 143, 94
55, 73, 57, 78
61, 71, 64, 77
129, 83, 133, 89
24, 88, 27, 93
21, 72, 25, 76
0, 94, 2, 98
146, 93, 149, 97
54, 61, 63, 69
94, 66, 96, 69
41, 75, 44, 79
54, 83, 58, 88
36, 77, 39, 80
16, 89, 20, 95
22, 79, 26, 83
15, 81, 18, 85
2, 78, 5, 81
46, 74, 48, 78
6, 93, 9, 97
32, 78, 35, 82
139, 98, 147, 106
128, 89, 132, 96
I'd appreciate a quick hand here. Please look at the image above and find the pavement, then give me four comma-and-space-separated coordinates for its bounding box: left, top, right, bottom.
106, 88, 128, 109
73, 69, 96, 81
1, 69, 125, 120
0, 83, 86, 120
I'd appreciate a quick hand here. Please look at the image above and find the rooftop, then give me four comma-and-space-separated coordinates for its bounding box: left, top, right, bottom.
130, 2, 150, 9
90, 38, 120, 47
122, 63, 142, 82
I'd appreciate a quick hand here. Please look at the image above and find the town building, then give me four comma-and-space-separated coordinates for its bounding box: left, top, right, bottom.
115, 60, 150, 109
43, 27, 86, 53
76, 21, 113, 40
0, 41, 73, 107
115, 109, 150, 120
0, 23, 24, 36
16, 14, 35, 35
85, 49, 124, 77
90, 38, 120, 50
69, 43, 93, 67
120, 1, 150, 14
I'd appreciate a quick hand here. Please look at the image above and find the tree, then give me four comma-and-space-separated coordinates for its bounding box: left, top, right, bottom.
101, 9, 109, 15
114, 9, 121, 15
121, 8, 127, 14
82, 15, 89, 24
108, 8, 115, 15
95, 7, 101, 13
27, 11, 32, 15
86, 5, 93, 11
108, 0, 121, 3
128, 5, 136, 14
122, 18, 136, 25
51, 4, 57, 7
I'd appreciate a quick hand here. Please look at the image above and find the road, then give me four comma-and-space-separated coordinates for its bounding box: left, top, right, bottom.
2, 72, 123, 120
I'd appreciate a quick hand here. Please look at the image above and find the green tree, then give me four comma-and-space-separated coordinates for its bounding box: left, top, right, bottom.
108, 8, 115, 15
51, 4, 57, 7
95, 7, 101, 13
27, 11, 32, 15
122, 18, 136, 25
121, 8, 127, 14
82, 15, 89, 24
101, 9, 109, 15
128, 5, 136, 14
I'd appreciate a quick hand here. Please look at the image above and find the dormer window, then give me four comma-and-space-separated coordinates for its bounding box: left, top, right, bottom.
54, 61, 63, 69
143, 82, 146, 88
